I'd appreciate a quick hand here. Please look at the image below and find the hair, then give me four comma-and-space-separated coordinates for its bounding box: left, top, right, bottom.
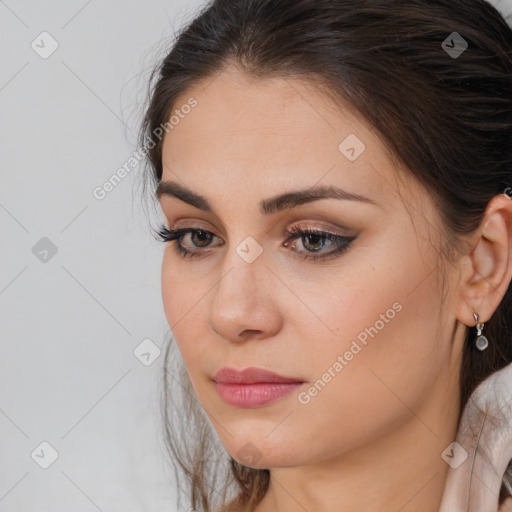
137, 0, 512, 510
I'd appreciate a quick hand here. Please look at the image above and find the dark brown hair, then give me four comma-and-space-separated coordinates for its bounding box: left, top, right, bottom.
138, 0, 512, 510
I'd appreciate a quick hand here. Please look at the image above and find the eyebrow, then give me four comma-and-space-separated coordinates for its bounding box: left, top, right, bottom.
156, 180, 380, 215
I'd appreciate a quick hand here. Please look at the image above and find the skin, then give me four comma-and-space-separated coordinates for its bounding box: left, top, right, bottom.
157, 63, 512, 512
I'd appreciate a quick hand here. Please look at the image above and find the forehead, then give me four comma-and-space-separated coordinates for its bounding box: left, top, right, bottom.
160, 65, 413, 211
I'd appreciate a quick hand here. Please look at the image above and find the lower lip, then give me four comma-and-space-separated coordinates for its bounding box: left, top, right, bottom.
214, 382, 303, 408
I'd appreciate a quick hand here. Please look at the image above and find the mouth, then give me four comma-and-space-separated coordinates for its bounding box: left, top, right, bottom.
212, 366, 305, 408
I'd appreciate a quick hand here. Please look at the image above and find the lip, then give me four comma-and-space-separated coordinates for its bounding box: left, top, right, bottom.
212, 366, 305, 408
212, 366, 304, 384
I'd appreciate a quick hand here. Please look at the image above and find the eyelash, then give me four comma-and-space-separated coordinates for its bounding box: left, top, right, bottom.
155, 224, 356, 261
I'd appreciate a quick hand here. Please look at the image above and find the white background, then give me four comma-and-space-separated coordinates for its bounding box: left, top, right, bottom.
0, 1, 205, 511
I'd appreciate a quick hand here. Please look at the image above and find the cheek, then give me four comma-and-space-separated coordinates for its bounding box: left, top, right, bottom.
287, 297, 444, 461
161, 256, 206, 365
160, 252, 205, 326
160, 254, 228, 390
293, 237, 444, 405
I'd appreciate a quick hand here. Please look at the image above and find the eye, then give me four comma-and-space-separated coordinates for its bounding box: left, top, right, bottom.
154, 224, 356, 261
154, 226, 222, 258
284, 225, 356, 261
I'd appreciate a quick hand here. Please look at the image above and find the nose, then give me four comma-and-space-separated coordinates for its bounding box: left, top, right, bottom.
208, 248, 283, 343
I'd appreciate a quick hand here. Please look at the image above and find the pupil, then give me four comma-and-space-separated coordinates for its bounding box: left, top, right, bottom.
304, 234, 324, 251
193, 230, 211, 247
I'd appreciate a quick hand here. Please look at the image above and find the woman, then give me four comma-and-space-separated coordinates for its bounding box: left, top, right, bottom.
138, 0, 512, 510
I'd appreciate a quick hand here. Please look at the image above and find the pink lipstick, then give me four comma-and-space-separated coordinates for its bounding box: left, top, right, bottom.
212, 366, 305, 408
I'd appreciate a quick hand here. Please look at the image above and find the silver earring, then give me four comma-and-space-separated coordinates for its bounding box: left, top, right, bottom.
473, 313, 489, 351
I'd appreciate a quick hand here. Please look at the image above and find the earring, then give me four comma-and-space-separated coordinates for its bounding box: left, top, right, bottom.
473, 312, 489, 351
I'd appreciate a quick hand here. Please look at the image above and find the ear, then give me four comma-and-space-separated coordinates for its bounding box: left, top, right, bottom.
456, 193, 512, 327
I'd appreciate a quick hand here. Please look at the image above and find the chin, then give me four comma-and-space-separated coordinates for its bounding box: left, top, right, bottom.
221, 436, 302, 469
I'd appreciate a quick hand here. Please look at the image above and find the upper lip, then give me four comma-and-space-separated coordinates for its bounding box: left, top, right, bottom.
212, 366, 304, 384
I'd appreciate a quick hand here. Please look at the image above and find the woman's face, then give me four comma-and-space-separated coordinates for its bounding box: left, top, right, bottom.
158, 65, 464, 469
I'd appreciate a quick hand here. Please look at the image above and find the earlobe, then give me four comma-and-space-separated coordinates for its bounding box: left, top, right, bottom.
456, 194, 512, 328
